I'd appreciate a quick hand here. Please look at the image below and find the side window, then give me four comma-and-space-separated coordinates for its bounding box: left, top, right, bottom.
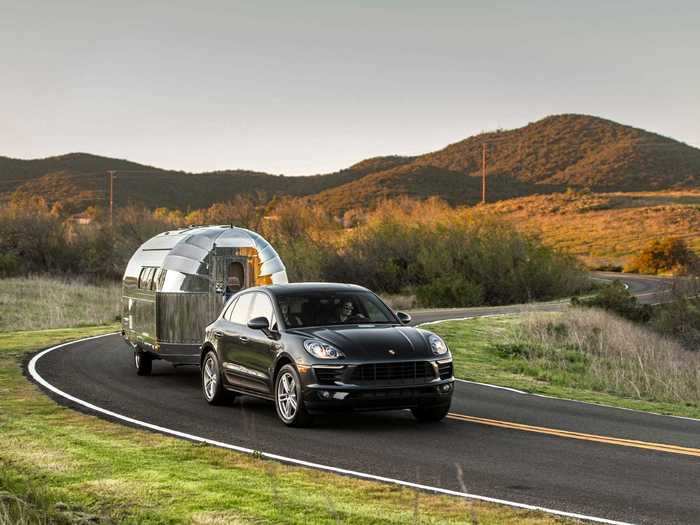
249, 293, 274, 324
222, 298, 238, 321
150, 268, 162, 291
229, 293, 254, 325
138, 267, 156, 289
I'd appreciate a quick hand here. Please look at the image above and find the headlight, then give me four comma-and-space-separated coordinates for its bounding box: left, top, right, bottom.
428, 334, 448, 355
303, 339, 344, 359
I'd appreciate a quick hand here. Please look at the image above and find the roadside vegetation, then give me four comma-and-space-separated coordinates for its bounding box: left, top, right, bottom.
0, 195, 589, 307
623, 237, 699, 275
433, 279, 700, 418
0, 276, 121, 331
484, 190, 700, 270
0, 327, 569, 525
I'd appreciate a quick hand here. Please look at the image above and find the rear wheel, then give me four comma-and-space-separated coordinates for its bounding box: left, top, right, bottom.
134, 350, 152, 376
275, 364, 313, 427
202, 350, 233, 405
411, 403, 451, 422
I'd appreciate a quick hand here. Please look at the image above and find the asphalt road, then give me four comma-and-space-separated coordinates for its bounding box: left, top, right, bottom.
30, 273, 700, 525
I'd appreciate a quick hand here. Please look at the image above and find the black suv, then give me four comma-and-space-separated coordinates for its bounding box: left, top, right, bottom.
200, 283, 454, 426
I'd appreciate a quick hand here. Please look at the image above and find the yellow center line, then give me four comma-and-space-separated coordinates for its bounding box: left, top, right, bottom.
447, 413, 700, 458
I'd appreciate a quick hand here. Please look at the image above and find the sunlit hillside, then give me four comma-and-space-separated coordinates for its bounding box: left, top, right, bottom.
3, 114, 699, 212
484, 190, 700, 268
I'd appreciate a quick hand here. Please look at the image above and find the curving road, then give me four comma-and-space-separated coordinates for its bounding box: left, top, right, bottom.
29, 273, 700, 525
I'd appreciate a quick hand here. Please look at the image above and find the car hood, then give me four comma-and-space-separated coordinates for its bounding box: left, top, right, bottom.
289, 324, 434, 361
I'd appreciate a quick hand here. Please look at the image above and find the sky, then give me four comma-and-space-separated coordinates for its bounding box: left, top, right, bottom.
1, 0, 699, 175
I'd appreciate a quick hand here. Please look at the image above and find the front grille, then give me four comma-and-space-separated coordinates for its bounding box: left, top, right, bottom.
438, 361, 453, 380
350, 361, 435, 384
314, 367, 345, 385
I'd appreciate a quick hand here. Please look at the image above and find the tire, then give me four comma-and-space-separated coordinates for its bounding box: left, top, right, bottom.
201, 350, 233, 405
134, 349, 152, 376
411, 403, 451, 422
274, 364, 313, 427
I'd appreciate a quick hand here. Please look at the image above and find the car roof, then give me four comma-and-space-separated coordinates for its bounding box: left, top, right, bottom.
247, 282, 370, 295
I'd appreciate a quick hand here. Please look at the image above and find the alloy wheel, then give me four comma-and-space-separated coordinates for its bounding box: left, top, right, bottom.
277, 372, 298, 421
203, 356, 217, 401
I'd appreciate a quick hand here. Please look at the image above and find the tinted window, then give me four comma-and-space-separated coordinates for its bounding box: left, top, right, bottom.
249, 293, 274, 324
276, 291, 395, 328
229, 293, 254, 324
222, 297, 238, 321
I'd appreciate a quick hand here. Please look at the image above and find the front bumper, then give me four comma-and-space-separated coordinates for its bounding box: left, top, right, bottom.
300, 359, 454, 413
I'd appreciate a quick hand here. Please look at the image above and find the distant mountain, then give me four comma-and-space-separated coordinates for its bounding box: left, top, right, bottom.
311, 114, 700, 210
2, 115, 699, 212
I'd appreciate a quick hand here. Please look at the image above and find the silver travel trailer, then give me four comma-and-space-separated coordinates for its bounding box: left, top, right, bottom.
121, 226, 287, 374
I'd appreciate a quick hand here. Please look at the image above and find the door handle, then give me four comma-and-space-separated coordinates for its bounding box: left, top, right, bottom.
213, 330, 224, 339
239, 336, 249, 344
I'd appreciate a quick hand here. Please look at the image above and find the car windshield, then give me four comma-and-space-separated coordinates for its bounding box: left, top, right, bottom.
276, 291, 396, 328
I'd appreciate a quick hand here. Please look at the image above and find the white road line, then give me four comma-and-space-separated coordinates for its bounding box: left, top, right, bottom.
28, 334, 635, 525
454, 378, 528, 395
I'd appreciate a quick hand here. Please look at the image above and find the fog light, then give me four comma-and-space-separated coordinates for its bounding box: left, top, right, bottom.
319, 390, 331, 400
440, 384, 452, 393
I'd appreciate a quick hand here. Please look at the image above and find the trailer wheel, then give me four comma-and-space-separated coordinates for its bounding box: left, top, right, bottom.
134, 350, 152, 376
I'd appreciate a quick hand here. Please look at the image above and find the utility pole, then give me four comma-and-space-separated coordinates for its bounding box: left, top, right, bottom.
481, 143, 487, 204
107, 170, 117, 226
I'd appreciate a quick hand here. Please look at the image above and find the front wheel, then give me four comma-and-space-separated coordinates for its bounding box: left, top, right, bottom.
134, 350, 152, 376
411, 403, 451, 422
274, 364, 313, 427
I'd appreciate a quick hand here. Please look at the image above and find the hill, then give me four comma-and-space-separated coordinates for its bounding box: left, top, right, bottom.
312, 114, 700, 211
483, 190, 700, 268
2, 114, 699, 211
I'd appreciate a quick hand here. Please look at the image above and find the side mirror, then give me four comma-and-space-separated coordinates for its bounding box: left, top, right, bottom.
247, 316, 270, 330
396, 311, 411, 325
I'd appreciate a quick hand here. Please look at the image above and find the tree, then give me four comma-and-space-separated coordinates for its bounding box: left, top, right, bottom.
625, 238, 698, 275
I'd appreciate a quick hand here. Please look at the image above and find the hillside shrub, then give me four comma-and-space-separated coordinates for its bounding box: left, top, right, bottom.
0, 253, 20, 277
323, 206, 589, 306
0, 196, 589, 308
624, 237, 698, 275
416, 276, 483, 308
571, 280, 652, 323
651, 278, 700, 350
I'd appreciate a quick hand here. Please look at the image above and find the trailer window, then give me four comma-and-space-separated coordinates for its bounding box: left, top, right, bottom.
160, 270, 209, 293
138, 267, 156, 289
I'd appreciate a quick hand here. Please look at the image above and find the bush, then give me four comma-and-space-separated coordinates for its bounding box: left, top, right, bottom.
416, 276, 483, 308
624, 237, 698, 275
322, 205, 589, 307
571, 280, 652, 323
0, 253, 20, 277
651, 278, 700, 350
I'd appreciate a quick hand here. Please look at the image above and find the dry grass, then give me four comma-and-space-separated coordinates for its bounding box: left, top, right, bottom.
509, 308, 700, 406
0, 276, 120, 331
486, 190, 700, 269
0, 492, 47, 525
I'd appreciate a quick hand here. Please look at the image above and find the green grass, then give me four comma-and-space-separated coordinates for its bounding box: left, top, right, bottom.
432, 314, 700, 419
0, 326, 568, 525
0, 276, 121, 331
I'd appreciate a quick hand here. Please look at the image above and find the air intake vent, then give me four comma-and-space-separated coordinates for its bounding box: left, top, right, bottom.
350, 361, 435, 384
438, 361, 453, 380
